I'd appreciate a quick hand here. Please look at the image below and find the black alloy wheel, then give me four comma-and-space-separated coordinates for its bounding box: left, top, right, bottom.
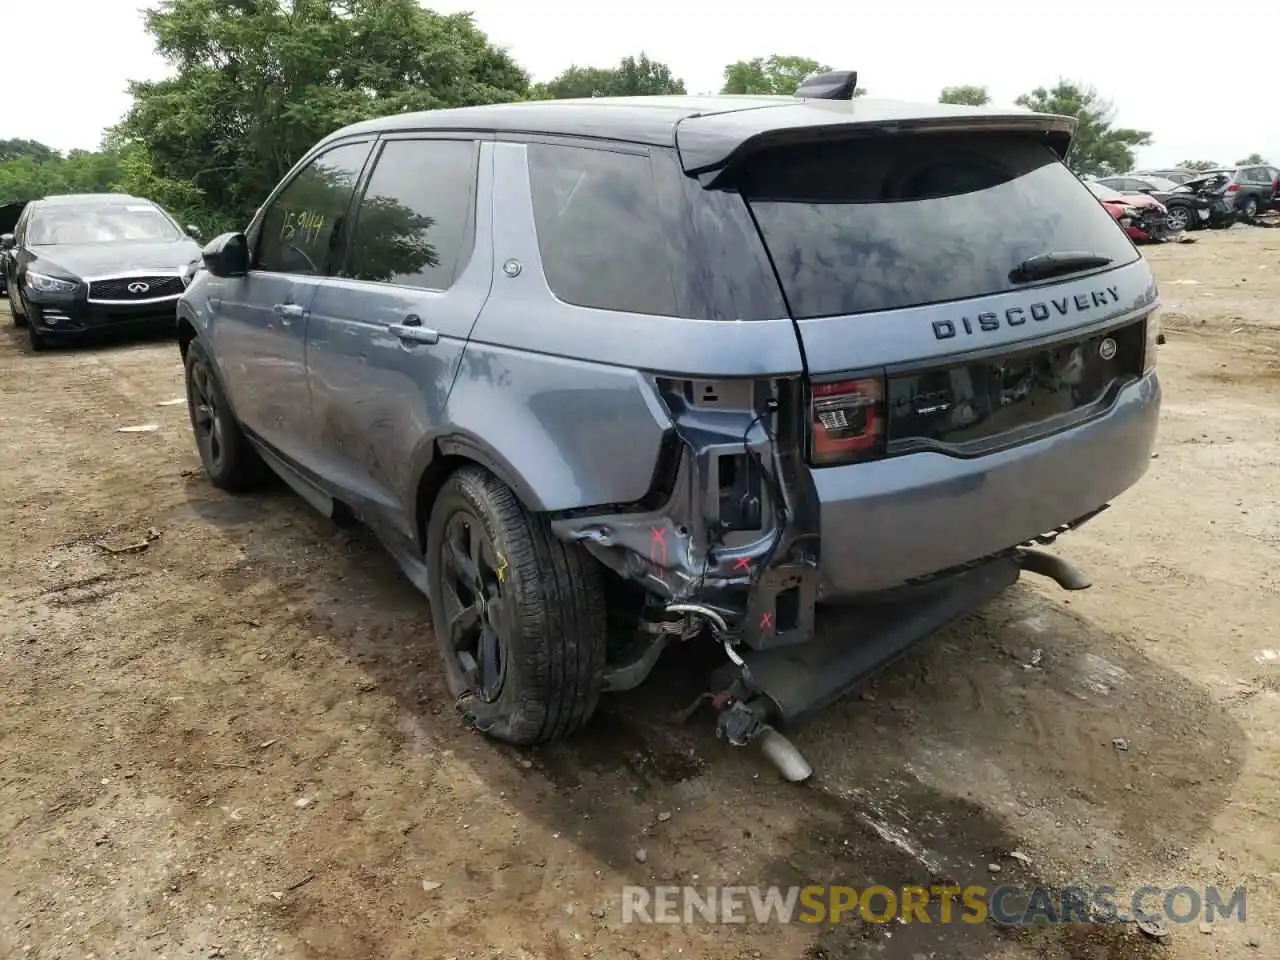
437, 508, 510, 703
183, 339, 263, 491
425, 466, 607, 745
188, 354, 227, 476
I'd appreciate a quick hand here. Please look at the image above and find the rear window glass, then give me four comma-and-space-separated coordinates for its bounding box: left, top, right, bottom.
736, 132, 1139, 319
527, 143, 678, 317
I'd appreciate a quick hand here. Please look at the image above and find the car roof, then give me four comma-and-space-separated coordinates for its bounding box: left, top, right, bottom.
34, 193, 152, 207
323, 94, 1075, 172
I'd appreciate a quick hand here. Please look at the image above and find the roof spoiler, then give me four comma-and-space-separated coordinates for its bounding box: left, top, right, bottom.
794, 70, 859, 101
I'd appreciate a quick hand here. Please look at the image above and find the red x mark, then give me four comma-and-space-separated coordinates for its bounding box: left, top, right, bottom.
760, 611, 774, 631
734, 556, 751, 573
649, 526, 668, 567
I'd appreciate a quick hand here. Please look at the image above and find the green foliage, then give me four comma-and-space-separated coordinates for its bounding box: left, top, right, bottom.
0, 139, 60, 164
534, 54, 686, 99
1015, 81, 1151, 177
1178, 160, 1220, 171
1236, 153, 1268, 165
113, 0, 531, 229
720, 55, 865, 97
939, 85, 991, 107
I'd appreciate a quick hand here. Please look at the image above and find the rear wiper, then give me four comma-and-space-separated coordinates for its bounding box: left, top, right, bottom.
1008, 251, 1114, 285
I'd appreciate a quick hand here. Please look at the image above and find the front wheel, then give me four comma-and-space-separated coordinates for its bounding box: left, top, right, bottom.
184, 339, 264, 491
426, 466, 607, 745
7, 286, 26, 327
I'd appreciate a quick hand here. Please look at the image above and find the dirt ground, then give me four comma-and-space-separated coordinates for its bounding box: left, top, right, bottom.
2, 225, 1279, 960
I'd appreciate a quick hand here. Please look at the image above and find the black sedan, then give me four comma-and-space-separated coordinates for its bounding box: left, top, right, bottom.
1, 193, 202, 350
1093, 175, 1220, 232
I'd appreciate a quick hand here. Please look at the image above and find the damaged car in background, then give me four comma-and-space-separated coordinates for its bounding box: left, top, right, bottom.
1092, 174, 1216, 232
1085, 180, 1171, 243
176, 72, 1161, 782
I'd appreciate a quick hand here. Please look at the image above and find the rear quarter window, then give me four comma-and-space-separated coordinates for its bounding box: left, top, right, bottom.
527, 143, 679, 317
736, 132, 1140, 319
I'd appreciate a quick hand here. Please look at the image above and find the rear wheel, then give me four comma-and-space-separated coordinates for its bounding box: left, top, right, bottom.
184, 339, 264, 491
1240, 196, 1259, 219
1164, 205, 1192, 232
426, 466, 607, 745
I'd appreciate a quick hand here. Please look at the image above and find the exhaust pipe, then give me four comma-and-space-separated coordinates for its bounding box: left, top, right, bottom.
1015, 547, 1091, 590
758, 728, 813, 782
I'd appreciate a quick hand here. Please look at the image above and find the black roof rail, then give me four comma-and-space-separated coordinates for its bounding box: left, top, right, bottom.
794, 70, 859, 101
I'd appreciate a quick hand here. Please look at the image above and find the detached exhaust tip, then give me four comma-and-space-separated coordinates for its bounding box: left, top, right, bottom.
758, 728, 813, 783
1016, 547, 1091, 591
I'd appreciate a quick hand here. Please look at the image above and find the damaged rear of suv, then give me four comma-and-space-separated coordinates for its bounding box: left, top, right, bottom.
180, 73, 1160, 780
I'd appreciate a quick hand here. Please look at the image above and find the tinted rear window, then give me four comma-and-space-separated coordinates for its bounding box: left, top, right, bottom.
527, 143, 678, 317
737, 132, 1139, 319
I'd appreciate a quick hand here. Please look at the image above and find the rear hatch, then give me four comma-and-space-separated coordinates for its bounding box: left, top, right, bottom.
683, 121, 1150, 461
1184, 171, 1236, 207
673, 104, 1162, 595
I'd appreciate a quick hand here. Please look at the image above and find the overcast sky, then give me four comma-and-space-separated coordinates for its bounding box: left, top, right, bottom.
12, 0, 1278, 169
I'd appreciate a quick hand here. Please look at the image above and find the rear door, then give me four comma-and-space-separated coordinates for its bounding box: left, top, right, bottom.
305, 135, 491, 536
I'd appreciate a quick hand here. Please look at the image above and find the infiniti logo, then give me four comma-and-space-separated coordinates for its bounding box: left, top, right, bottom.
127, 281, 151, 294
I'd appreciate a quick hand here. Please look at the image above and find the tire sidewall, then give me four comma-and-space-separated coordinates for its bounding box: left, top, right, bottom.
425, 474, 537, 738
184, 340, 236, 484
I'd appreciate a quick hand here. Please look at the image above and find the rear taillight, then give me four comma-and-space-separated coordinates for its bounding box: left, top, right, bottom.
810, 377, 884, 465
1227, 183, 1240, 192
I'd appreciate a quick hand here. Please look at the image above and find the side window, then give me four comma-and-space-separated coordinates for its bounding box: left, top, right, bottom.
346, 139, 478, 290
255, 141, 373, 276
527, 143, 678, 317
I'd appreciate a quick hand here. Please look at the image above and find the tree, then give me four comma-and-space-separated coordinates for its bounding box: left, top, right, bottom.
1178, 160, 1219, 172
115, 0, 530, 228
1237, 152, 1268, 165
1015, 81, 1151, 177
720, 55, 865, 97
0, 139, 60, 164
535, 54, 685, 99
939, 85, 991, 107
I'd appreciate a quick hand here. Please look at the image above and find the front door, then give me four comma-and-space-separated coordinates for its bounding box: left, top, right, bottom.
305, 136, 492, 537
211, 139, 374, 464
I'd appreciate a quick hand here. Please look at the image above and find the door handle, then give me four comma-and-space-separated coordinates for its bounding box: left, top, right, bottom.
272, 303, 307, 324
387, 323, 440, 345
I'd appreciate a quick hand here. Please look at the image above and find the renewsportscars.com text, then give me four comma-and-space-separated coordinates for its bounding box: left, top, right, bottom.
620, 884, 1247, 926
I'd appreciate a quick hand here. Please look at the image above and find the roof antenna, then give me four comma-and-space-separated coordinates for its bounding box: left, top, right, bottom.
794, 70, 859, 101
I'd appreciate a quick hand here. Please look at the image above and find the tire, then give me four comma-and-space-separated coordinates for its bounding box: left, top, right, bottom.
1240, 196, 1259, 219
10, 287, 28, 328
24, 301, 46, 350
183, 338, 264, 491
426, 466, 607, 745
1164, 205, 1193, 233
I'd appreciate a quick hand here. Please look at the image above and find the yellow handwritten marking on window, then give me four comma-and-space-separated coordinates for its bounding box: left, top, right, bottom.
280, 209, 328, 246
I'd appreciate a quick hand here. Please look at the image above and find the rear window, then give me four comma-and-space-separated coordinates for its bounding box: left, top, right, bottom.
527, 143, 678, 317
735, 132, 1139, 319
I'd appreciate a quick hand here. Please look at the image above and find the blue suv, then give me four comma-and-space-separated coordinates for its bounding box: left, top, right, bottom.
177, 73, 1161, 776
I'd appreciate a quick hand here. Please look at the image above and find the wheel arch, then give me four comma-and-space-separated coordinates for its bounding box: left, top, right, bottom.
177, 312, 198, 359
412, 434, 548, 553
